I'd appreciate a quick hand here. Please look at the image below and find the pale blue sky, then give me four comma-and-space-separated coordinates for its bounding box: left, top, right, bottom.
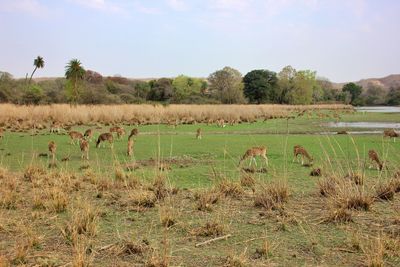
0, 0, 399, 82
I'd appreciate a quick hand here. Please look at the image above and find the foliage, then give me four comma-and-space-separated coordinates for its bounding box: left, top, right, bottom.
208, 66, 245, 104
172, 75, 203, 102
147, 78, 173, 101
243, 70, 278, 103
342, 82, 363, 105
386, 87, 400, 105
28, 56, 45, 84
363, 83, 386, 105
22, 85, 44, 104
65, 59, 86, 105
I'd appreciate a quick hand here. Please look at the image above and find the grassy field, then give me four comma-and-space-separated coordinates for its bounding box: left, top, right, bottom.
0, 109, 399, 266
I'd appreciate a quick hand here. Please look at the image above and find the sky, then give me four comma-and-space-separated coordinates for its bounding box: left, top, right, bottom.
0, 0, 399, 82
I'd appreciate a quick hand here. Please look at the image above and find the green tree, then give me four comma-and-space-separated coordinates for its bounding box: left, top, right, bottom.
65, 59, 86, 105
342, 82, 362, 105
386, 87, 400, 105
243, 70, 278, 103
147, 78, 173, 101
364, 83, 385, 105
22, 84, 44, 104
208, 66, 245, 104
28, 56, 45, 84
172, 75, 203, 102
277, 65, 297, 104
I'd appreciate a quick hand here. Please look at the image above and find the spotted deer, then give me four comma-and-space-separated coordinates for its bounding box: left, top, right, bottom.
96, 132, 113, 148
196, 128, 202, 139
239, 146, 268, 167
383, 129, 399, 142
216, 119, 226, 128
80, 138, 89, 160
68, 131, 83, 145
368, 150, 383, 171
50, 122, 62, 133
48, 141, 56, 162
110, 126, 125, 139
129, 128, 139, 139
127, 138, 134, 156
293, 145, 313, 165
84, 129, 93, 142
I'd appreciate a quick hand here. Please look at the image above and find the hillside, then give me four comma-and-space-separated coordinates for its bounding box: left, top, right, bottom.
332, 74, 400, 90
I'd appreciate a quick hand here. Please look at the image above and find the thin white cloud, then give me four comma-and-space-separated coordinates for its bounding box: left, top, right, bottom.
0, 0, 49, 16
70, 0, 123, 13
133, 2, 161, 15
166, 0, 187, 11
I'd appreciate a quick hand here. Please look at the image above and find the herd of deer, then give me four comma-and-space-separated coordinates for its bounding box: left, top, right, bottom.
0, 124, 397, 171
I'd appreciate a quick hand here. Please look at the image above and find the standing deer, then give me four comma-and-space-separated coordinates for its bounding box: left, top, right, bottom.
68, 131, 83, 145
196, 128, 202, 139
383, 129, 399, 142
80, 138, 89, 160
50, 122, 62, 133
368, 150, 383, 170
110, 126, 125, 139
293, 145, 313, 165
48, 141, 57, 162
127, 138, 134, 156
129, 128, 139, 139
96, 133, 113, 148
239, 146, 268, 167
84, 129, 93, 142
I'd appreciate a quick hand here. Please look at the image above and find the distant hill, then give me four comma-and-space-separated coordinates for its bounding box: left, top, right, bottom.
332, 74, 400, 91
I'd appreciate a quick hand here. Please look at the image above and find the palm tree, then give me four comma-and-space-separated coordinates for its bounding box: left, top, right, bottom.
28, 56, 45, 84
65, 59, 85, 105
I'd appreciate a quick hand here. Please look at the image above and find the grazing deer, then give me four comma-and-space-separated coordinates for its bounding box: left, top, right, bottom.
293, 145, 313, 165
127, 138, 134, 156
383, 129, 399, 142
110, 126, 125, 139
239, 146, 268, 167
80, 138, 89, 160
50, 122, 62, 133
196, 128, 202, 139
68, 131, 83, 145
48, 141, 56, 162
216, 119, 226, 128
129, 128, 139, 139
96, 132, 113, 148
368, 150, 383, 171
84, 129, 93, 142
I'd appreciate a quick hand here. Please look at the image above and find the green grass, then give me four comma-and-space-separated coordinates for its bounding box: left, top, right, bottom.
0, 111, 399, 266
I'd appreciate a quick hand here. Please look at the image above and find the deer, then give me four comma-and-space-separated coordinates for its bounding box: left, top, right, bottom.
48, 141, 57, 162
127, 137, 134, 156
383, 129, 399, 142
68, 131, 83, 145
110, 126, 125, 139
129, 128, 139, 139
216, 119, 226, 128
80, 138, 89, 160
196, 128, 202, 139
84, 129, 93, 142
239, 146, 268, 167
50, 122, 62, 133
96, 132, 113, 148
368, 149, 383, 171
293, 145, 313, 165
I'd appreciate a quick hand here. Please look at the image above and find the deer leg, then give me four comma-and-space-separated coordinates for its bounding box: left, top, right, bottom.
262, 155, 268, 167
301, 156, 304, 165
253, 157, 257, 167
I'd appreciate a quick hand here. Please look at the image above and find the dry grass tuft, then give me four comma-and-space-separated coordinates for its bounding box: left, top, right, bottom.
217, 179, 244, 198
224, 251, 248, 267
45, 187, 69, 213
159, 206, 177, 228
363, 237, 385, 267
191, 221, 225, 237
72, 237, 94, 267
126, 190, 157, 208
317, 176, 339, 197
335, 184, 373, 211
113, 240, 152, 256
24, 165, 46, 182
240, 174, 255, 190
151, 176, 170, 201
344, 172, 364, 185
324, 207, 353, 223
375, 182, 395, 201
254, 182, 289, 210
196, 190, 220, 211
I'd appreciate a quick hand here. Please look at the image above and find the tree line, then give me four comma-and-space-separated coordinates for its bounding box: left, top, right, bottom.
0, 57, 399, 105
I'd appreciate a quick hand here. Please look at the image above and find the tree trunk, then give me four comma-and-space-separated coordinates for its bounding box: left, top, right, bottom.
29, 67, 38, 84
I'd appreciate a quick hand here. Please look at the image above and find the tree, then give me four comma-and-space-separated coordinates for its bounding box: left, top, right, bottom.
22, 84, 43, 104
172, 75, 203, 102
386, 87, 400, 105
147, 78, 173, 101
28, 56, 45, 84
208, 66, 245, 104
277, 65, 297, 104
342, 82, 362, 105
243, 70, 278, 103
65, 59, 86, 105
364, 83, 385, 105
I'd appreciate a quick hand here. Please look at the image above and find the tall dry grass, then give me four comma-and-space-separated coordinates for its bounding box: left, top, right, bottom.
0, 103, 351, 126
